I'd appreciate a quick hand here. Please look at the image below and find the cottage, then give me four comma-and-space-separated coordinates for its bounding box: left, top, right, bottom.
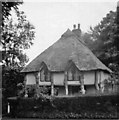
21, 24, 112, 96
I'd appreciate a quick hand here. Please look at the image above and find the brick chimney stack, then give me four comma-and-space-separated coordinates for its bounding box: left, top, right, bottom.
78, 24, 80, 30
117, 1, 119, 7
72, 23, 81, 38
73, 24, 76, 29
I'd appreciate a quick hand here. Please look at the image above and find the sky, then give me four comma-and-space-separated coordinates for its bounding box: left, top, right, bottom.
18, 0, 118, 63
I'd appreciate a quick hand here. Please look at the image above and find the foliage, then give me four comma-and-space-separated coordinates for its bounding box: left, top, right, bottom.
2, 2, 23, 22
82, 10, 119, 78
2, 2, 35, 115
2, 65, 24, 115
2, 66, 24, 98
7, 94, 119, 118
36, 86, 51, 96
2, 10, 35, 68
2, 1, 35, 96
26, 85, 36, 98
17, 82, 25, 97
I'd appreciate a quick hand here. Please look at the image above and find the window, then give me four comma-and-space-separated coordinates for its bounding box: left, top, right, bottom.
68, 69, 73, 80
45, 71, 51, 82
40, 68, 45, 82
75, 70, 79, 81
67, 65, 80, 81
40, 66, 51, 82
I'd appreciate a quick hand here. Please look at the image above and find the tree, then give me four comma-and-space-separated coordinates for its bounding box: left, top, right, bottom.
81, 32, 94, 50
82, 10, 119, 73
2, 2, 23, 21
1, 2, 23, 35
1, 2, 35, 68
2, 2, 35, 99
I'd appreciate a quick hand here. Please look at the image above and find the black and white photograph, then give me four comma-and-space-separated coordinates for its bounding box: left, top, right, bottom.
1, 0, 119, 119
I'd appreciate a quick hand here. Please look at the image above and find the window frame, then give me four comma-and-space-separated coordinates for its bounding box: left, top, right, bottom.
40, 68, 45, 82
40, 64, 51, 82
67, 65, 80, 81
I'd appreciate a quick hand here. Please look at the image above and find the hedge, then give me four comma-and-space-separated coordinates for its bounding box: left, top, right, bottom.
7, 94, 119, 119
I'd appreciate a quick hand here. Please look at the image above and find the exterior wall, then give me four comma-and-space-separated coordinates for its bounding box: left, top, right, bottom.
26, 73, 36, 85
100, 71, 110, 83
53, 72, 64, 85
39, 82, 51, 86
25, 70, 110, 95
84, 71, 95, 85
68, 81, 80, 85
83, 71, 110, 85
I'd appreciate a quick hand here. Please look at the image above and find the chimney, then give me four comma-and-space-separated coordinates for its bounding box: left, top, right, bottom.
78, 23, 80, 30
73, 24, 76, 29
118, 1, 119, 7
72, 23, 81, 38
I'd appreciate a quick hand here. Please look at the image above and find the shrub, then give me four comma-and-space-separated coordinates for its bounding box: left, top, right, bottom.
8, 94, 119, 118
26, 85, 36, 97
35, 86, 51, 97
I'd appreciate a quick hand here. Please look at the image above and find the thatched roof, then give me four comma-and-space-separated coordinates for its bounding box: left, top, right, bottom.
21, 29, 111, 73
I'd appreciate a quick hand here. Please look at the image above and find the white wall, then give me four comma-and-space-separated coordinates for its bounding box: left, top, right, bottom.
68, 81, 80, 85
39, 82, 51, 86
25, 70, 110, 87
100, 71, 110, 83
83, 71, 110, 85
26, 73, 36, 85
84, 71, 95, 85
53, 72, 64, 85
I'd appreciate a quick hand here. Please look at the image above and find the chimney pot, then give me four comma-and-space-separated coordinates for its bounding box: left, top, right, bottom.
78, 24, 80, 29
73, 24, 76, 29
118, 1, 119, 7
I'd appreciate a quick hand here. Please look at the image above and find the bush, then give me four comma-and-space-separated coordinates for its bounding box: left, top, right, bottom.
27, 86, 36, 97
35, 86, 51, 97
8, 94, 119, 118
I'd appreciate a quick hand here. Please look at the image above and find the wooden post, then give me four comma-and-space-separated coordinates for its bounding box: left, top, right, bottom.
34, 72, 41, 98
80, 73, 85, 94
99, 71, 101, 91
24, 75, 28, 97
51, 73, 54, 96
8, 102, 10, 114
64, 71, 68, 95
95, 71, 99, 90
35, 72, 39, 87
100, 82, 104, 93
34, 72, 40, 96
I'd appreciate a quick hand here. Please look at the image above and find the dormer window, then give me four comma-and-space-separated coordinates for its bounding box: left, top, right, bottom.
40, 68, 45, 82
66, 60, 80, 81
40, 62, 51, 82
68, 69, 73, 80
